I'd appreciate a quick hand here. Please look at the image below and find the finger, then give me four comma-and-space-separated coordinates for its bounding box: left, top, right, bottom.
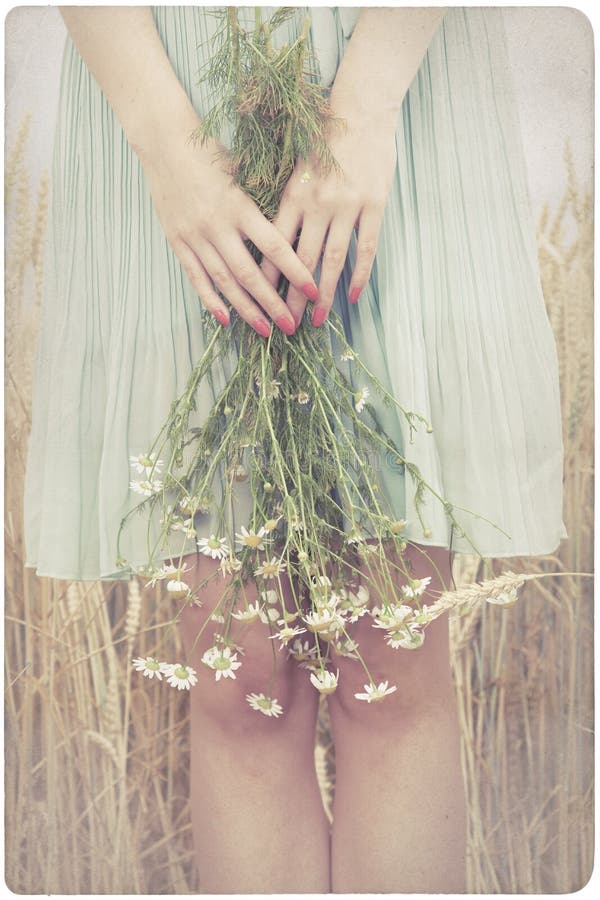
238, 201, 319, 302
286, 216, 329, 326
174, 238, 231, 327
311, 215, 356, 327
260, 202, 302, 290
348, 206, 383, 304
195, 237, 275, 338
215, 231, 297, 334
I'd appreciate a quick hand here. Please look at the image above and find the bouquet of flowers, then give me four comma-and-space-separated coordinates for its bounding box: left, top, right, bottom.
120, 7, 522, 709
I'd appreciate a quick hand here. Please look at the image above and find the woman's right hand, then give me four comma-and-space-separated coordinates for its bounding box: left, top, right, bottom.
139, 127, 319, 337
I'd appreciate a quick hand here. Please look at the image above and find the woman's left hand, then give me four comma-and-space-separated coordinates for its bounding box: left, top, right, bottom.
261, 108, 399, 327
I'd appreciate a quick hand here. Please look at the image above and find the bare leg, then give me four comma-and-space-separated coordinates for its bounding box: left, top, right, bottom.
178, 553, 330, 894
328, 542, 467, 893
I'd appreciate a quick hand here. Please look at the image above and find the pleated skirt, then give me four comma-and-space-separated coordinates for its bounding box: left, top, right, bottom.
23, 6, 568, 581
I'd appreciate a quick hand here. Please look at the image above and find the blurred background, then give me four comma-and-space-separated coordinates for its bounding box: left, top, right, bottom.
4, 5, 594, 893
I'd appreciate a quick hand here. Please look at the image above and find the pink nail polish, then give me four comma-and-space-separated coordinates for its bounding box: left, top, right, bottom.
312, 306, 328, 327
276, 315, 296, 336
213, 309, 230, 326
302, 282, 319, 302
349, 286, 361, 304
252, 317, 271, 338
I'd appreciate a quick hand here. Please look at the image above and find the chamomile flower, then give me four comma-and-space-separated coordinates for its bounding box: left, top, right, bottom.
201, 646, 242, 681
145, 562, 189, 588
132, 656, 165, 680
354, 387, 370, 413
340, 349, 355, 362
401, 576, 432, 599
166, 579, 191, 599
260, 589, 280, 605
263, 516, 283, 533
297, 391, 310, 404
371, 603, 413, 630
268, 624, 307, 647
386, 624, 425, 650
129, 453, 163, 475
231, 602, 262, 623
235, 526, 267, 550
254, 556, 286, 579
130, 479, 163, 496
309, 669, 339, 695
388, 518, 408, 534
220, 555, 243, 576
246, 693, 283, 717
354, 680, 398, 703
160, 663, 198, 690
197, 534, 230, 560
331, 637, 360, 658
258, 605, 280, 624
303, 606, 345, 635
288, 639, 318, 662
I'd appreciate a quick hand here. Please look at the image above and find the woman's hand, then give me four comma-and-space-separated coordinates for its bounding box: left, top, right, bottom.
261, 7, 447, 327
140, 127, 320, 337
262, 111, 398, 327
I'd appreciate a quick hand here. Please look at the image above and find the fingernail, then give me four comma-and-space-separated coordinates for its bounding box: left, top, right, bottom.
312, 306, 328, 327
302, 282, 319, 302
252, 317, 271, 338
349, 286, 361, 304
213, 309, 230, 326
276, 315, 296, 336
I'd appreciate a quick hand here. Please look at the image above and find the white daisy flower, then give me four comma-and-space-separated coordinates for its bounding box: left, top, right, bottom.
132, 656, 165, 680
260, 589, 280, 606
288, 639, 318, 662
220, 555, 243, 577
246, 693, 283, 717
254, 556, 286, 579
166, 579, 191, 599
268, 624, 307, 647
197, 534, 230, 560
389, 519, 408, 534
372, 603, 413, 630
130, 479, 163, 496
354, 387, 370, 413
340, 349, 355, 362
160, 663, 198, 690
331, 637, 360, 658
354, 680, 398, 703
145, 563, 187, 588
201, 646, 242, 681
231, 601, 262, 623
297, 391, 310, 405
258, 605, 280, 624
486, 587, 520, 608
232, 464, 248, 482
299, 169, 311, 184
401, 576, 432, 599
304, 606, 345, 635
235, 526, 268, 550
386, 624, 425, 650
256, 377, 282, 399
309, 669, 339, 695
263, 516, 283, 533
129, 453, 163, 475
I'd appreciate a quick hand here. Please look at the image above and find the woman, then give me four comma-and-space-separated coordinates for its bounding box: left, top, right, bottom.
24, 5, 567, 892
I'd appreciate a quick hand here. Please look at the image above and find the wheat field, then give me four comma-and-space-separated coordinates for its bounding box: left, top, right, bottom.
4, 115, 593, 893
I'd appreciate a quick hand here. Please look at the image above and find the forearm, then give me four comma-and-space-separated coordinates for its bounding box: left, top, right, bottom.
59, 6, 200, 160
330, 7, 447, 125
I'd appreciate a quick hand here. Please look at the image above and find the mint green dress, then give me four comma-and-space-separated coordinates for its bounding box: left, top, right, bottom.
24, 6, 568, 581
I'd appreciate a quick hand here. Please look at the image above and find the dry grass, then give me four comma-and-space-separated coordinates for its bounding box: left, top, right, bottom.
4, 120, 593, 893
